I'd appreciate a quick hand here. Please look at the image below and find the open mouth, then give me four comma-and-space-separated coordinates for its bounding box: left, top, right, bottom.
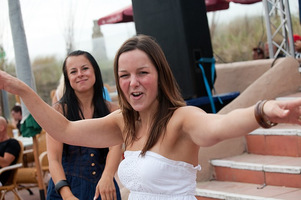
132, 92, 142, 97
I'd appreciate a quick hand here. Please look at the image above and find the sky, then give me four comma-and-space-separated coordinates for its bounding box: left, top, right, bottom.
0, 0, 134, 61
0, 0, 299, 62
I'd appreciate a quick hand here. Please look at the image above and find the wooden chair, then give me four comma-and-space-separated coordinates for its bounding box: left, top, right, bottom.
7, 124, 16, 138
0, 140, 24, 200
16, 130, 49, 197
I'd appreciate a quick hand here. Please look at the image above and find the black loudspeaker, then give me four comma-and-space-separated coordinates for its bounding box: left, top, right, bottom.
132, 0, 215, 100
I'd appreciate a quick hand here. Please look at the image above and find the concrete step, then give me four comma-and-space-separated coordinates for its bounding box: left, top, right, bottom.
246, 126, 301, 157
210, 153, 301, 188
195, 180, 301, 200
195, 96, 301, 200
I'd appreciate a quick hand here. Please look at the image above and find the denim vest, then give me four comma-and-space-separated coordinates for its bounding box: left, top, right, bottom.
62, 144, 109, 184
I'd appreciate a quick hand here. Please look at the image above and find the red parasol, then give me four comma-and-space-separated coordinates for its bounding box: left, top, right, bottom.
97, 1, 262, 26
98, 5, 133, 26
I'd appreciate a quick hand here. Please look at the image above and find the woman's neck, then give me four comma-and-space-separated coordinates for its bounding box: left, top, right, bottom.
75, 91, 94, 119
138, 104, 158, 131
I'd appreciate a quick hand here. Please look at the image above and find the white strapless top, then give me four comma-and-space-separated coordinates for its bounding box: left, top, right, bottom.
118, 151, 201, 200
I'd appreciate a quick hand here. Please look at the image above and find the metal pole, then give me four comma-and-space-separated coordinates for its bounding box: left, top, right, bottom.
7, 0, 37, 120
284, 0, 295, 56
7, 0, 46, 199
262, 0, 294, 58
263, 0, 274, 58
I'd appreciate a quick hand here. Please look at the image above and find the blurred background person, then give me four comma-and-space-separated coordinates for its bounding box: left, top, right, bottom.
0, 116, 21, 186
293, 34, 301, 59
264, 41, 285, 59
10, 104, 22, 135
252, 47, 265, 60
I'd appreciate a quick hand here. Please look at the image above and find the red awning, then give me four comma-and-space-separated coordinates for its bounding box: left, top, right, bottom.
206, 0, 261, 11
98, 5, 133, 26
98, 1, 262, 26
231, 0, 261, 4
206, 0, 230, 12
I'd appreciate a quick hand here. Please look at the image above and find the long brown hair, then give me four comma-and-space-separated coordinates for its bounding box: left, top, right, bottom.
114, 35, 186, 155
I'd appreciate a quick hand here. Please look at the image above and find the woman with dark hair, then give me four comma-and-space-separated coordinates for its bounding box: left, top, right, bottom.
1, 36, 301, 200
46, 50, 122, 200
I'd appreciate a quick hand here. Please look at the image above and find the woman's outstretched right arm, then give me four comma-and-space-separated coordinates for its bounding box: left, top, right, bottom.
0, 71, 123, 148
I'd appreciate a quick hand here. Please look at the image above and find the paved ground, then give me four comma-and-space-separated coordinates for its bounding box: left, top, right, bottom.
5, 186, 41, 200
5, 187, 130, 200
5, 179, 130, 200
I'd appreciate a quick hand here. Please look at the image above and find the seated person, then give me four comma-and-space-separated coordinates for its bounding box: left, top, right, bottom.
264, 42, 285, 59
252, 47, 265, 60
11, 104, 22, 135
0, 116, 21, 186
293, 34, 301, 59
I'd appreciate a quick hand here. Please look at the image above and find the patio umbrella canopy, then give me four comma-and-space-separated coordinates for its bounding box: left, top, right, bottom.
206, 0, 262, 11
20, 114, 41, 138
97, 0, 262, 26
98, 5, 133, 25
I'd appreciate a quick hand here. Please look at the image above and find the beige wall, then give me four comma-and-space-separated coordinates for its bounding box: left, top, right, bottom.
197, 57, 301, 181
214, 59, 274, 94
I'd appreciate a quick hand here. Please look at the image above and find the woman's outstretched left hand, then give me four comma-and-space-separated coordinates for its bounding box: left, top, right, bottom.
263, 99, 301, 125
94, 175, 117, 200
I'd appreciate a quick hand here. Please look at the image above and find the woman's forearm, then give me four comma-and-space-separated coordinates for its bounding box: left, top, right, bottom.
102, 144, 123, 178
49, 161, 74, 199
1, 71, 123, 148
16, 80, 72, 144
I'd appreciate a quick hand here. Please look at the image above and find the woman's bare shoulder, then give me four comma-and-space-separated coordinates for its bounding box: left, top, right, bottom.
110, 109, 123, 118
107, 109, 125, 139
171, 106, 208, 129
108, 109, 124, 125
174, 105, 206, 116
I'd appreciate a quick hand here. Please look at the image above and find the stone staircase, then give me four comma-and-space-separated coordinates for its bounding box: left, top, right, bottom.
195, 123, 301, 200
